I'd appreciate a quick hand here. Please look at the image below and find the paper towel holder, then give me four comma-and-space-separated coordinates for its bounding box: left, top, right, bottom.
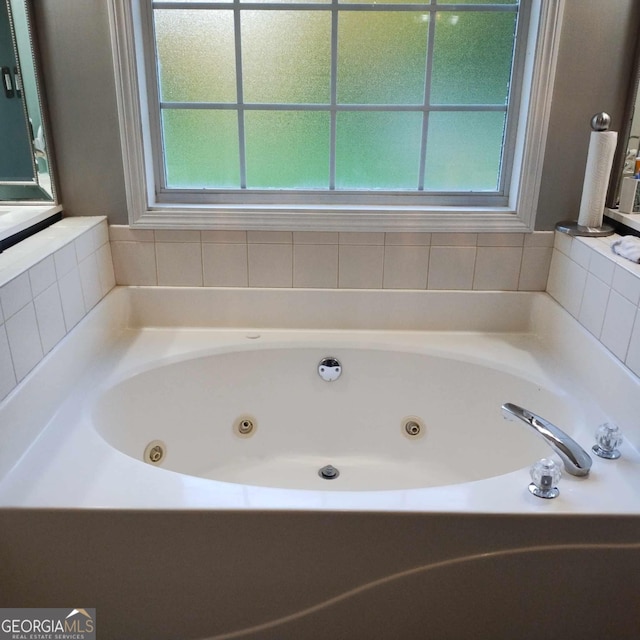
555, 220, 614, 237
556, 113, 616, 238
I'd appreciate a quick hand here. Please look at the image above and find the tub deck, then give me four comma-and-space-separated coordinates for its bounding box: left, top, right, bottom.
1, 287, 639, 513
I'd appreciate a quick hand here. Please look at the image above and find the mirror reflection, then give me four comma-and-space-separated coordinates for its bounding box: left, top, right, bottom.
607, 34, 640, 213
0, 0, 55, 202
621, 90, 640, 179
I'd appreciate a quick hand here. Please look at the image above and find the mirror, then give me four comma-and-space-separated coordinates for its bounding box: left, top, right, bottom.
606, 32, 640, 211
0, 0, 56, 202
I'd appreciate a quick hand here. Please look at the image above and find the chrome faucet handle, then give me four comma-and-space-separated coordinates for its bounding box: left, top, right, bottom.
501, 403, 592, 477
592, 422, 623, 459
529, 458, 562, 499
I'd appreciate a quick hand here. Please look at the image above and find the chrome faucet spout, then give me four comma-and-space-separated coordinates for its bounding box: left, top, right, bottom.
501, 403, 592, 477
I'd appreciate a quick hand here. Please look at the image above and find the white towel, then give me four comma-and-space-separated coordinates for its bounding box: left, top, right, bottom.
611, 236, 640, 263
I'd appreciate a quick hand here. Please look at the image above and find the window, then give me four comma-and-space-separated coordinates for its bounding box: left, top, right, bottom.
109, 0, 564, 231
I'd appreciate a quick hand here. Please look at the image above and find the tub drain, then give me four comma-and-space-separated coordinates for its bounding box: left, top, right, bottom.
319, 464, 340, 480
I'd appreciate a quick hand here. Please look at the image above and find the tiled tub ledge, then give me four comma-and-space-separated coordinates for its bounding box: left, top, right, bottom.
0, 216, 116, 402
109, 226, 555, 291
548, 230, 640, 378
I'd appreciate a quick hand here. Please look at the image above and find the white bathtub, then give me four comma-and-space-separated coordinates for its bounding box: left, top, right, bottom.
93, 345, 571, 492
2, 287, 639, 511
1, 287, 640, 639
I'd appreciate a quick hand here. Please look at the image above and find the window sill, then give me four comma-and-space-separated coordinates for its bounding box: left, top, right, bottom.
131, 204, 532, 233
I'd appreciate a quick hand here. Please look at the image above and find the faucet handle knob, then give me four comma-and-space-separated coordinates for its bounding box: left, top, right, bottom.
529, 458, 562, 499
592, 422, 623, 459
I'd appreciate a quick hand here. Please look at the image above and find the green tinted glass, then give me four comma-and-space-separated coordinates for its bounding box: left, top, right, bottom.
343, 0, 426, 4
444, 0, 515, 4
242, 11, 331, 104
243, 0, 329, 4
424, 111, 505, 191
154, 10, 236, 103
245, 111, 330, 188
336, 112, 423, 189
338, 12, 429, 104
163, 110, 240, 188
431, 11, 517, 105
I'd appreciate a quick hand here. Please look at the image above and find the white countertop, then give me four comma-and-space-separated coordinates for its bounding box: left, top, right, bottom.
0, 204, 62, 242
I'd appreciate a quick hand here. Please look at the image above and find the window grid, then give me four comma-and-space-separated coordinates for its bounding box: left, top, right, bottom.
232, 0, 247, 188
149, 0, 522, 196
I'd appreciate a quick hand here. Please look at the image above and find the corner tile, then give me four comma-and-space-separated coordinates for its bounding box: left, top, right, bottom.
110, 241, 157, 286
518, 246, 552, 291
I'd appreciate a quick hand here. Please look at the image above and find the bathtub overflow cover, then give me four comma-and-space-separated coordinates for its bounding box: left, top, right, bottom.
319, 464, 340, 480
318, 357, 342, 382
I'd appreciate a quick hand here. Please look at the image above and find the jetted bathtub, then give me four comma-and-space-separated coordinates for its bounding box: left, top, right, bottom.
1, 287, 639, 639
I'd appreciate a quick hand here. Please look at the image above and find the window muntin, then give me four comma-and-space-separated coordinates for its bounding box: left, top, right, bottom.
148, 1, 523, 198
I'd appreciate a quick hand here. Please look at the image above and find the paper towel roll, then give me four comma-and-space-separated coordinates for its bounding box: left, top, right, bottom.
577, 130, 617, 228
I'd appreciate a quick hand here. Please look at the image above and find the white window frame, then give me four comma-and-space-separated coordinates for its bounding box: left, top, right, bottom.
108, 0, 564, 232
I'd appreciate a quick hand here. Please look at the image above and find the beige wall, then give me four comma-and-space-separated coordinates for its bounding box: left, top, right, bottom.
33, 0, 640, 229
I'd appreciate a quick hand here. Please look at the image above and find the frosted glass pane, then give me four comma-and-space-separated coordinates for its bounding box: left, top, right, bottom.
244, 0, 329, 4
336, 112, 422, 189
445, 1, 515, 4
431, 12, 517, 105
162, 110, 240, 188
245, 111, 330, 189
344, 0, 425, 4
423, 112, 505, 191
338, 13, 428, 105
242, 12, 331, 104
154, 10, 236, 103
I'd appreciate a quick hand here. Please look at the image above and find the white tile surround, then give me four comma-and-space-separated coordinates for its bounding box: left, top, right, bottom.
8, 217, 640, 405
547, 231, 640, 378
109, 227, 555, 292
0, 217, 115, 401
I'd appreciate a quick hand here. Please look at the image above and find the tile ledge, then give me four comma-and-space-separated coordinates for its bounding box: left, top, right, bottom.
0, 216, 106, 288
605, 208, 640, 233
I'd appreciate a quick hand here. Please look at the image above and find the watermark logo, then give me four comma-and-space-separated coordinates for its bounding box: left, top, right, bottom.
0, 608, 95, 640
